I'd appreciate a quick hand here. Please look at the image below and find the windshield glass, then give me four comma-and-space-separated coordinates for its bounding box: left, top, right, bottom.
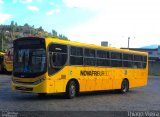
14, 48, 46, 74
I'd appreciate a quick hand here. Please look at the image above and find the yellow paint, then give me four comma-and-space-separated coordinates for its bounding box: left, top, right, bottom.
4, 60, 13, 72
0, 52, 5, 55
12, 37, 148, 94
0, 52, 5, 72
3, 47, 13, 72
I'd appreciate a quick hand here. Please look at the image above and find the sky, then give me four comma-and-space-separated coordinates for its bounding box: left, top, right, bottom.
0, 0, 160, 48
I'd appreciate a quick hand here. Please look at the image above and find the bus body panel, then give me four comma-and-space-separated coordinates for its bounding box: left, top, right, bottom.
13, 66, 148, 93
12, 80, 48, 93
4, 60, 13, 72
12, 74, 48, 93
4, 47, 13, 72
12, 37, 148, 95
0, 52, 5, 72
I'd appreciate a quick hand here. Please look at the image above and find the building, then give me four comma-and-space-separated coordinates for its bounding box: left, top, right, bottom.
101, 41, 108, 47
121, 46, 160, 75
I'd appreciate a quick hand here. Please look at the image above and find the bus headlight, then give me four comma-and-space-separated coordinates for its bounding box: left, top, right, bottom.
33, 77, 46, 85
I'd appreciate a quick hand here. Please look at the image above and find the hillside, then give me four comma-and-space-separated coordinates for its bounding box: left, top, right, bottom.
0, 21, 68, 52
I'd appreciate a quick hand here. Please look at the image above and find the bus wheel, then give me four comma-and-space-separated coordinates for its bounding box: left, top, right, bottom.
66, 81, 76, 99
0, 64, 4, 73
121, 79, 129, 93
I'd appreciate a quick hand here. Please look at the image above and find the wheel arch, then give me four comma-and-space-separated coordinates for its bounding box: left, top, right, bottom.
122, 78, 129, 87
66, 78, 80, 94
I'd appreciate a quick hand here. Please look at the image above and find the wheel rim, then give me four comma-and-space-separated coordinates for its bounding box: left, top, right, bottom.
122, 80, 128, 92
70, 83, 76, 97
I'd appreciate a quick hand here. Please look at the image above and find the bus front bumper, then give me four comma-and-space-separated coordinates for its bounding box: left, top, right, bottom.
12, 81, 48, 93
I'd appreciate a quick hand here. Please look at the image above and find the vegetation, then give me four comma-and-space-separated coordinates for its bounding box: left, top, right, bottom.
0, 21, 68, 52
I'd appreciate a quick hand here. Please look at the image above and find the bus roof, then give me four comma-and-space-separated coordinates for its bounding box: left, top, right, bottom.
14, 37, 148, 56
45, 37, 148, 56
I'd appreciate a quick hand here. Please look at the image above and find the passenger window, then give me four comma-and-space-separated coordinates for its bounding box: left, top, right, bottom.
111, 60, 122, 67
84, 48, 95, 57
48, 44, 68, 75
134, 55, 143, 61
97, 50, 109, 58
142, 62, 147, 68
111, 52, 122, 59
133, 62, 143, 68
123, 54, 133, 60
84, 58, 96, 66
123, 61, 133, 68
97, 59, 110, 66
70, 46, 83, 65
71, 46, 83, 56
70, 56, 83, 65
143, 56, 147, 62
83, 48, 96, 66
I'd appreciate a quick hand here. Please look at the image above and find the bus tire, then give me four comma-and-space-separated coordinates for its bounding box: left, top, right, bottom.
120, 79, 129, 93
0, 64, 4, 73
66, 80, 76, 99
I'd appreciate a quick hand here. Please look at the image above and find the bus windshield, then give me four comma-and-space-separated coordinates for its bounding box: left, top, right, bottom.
13, 38, 46, 77
14, 48, 46, 75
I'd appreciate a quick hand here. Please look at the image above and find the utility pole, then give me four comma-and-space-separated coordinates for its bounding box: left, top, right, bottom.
128, 37, 130, 49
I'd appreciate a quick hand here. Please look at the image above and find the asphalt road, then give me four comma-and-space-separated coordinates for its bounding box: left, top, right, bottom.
0, 74, 160, 112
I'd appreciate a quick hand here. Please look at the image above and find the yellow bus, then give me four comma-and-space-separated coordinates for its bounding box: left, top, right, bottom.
0, 52, 5, 72
12, 37, 148, 98
3, 47, 13, 72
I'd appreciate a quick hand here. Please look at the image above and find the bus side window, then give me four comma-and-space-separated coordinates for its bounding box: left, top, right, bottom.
122, 53, 133, 68
48, 44, 68, 75
84, 48, 96, 66
133, 64, 137, 68
111, 52, 122, 67
133, 62, 142, 68
70, 46, 83, 65
133, 55, 144, 69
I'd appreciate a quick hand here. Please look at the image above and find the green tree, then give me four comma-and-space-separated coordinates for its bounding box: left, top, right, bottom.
58, 34, 68, 40
10, 21, 16, 40
24, 23, 29, 27
52, 29, 57, 37
62, 35, 68, 40
58, 34, 62, 38
10, 21, 14, 26
38, 26, 44, 32
15, 22, 18, 27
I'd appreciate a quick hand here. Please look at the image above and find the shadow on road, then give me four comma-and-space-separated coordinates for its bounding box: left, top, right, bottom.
8, 89, 138, 101
0, 72, 12, 75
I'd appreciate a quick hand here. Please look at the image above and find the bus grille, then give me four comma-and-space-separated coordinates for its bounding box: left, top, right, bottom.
14, 81, 35, 85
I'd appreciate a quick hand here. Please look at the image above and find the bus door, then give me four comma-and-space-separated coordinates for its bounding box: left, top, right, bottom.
48, 43, 68, 93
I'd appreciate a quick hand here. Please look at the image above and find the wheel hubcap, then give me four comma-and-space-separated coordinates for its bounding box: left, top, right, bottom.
70, 84, 76, 97
122, 81, 127, 92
